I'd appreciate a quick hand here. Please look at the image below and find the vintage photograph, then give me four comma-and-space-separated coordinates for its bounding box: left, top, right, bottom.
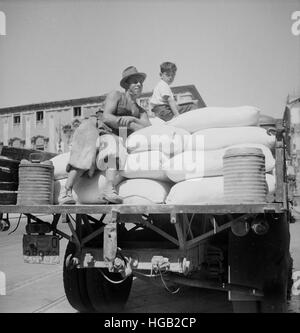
0, 0, 300, 318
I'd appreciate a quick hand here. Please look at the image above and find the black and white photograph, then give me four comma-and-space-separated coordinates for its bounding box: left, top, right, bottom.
0, 0, 300, 319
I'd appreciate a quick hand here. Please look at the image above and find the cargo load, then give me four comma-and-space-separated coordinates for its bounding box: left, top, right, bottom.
167, 105, 260, 133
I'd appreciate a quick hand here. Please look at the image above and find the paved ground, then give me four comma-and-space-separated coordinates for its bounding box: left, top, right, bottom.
0, 214, 299, 313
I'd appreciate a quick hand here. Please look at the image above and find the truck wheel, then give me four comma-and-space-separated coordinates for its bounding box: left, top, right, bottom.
229, 213, 290, 313
86, 268, 133, 313
63, 241, 95, 313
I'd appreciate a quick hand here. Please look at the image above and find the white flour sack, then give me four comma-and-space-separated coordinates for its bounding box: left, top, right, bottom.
54, 171, 123, 204
120, 150, 169, 181
164, 143, 275, 182
166, 174, 275, 204
125, 124, 190, 156
96, 134, 128, 171
167, 106, 260, 133
117, 178, 172, 205
187, 126, 275, 151
149, 117, 166, 126
50, 152, 70, 180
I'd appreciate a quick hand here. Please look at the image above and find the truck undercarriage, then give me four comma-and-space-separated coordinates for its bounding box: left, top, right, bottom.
0, 118, 295, 313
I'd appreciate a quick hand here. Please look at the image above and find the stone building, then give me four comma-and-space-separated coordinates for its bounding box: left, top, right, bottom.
0, 85, 204, 153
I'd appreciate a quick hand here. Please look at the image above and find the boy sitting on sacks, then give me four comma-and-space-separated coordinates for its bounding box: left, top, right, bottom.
150, 62, 197, 121
58, 66, 151, 205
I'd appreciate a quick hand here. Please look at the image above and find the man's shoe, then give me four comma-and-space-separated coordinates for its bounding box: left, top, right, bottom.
58, 190, 76, 205
103, 185, 123, 204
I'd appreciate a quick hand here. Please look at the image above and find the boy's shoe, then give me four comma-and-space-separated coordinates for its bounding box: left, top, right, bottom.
58, 190, 76, 205
103, 184, 123, 204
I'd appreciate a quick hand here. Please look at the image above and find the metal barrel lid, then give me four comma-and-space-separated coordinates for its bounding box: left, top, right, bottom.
223, 147, 264, 158
19, 159, 53, 169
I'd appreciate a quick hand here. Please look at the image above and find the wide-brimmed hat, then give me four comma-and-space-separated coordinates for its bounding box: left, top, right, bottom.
120, 66, 146, 89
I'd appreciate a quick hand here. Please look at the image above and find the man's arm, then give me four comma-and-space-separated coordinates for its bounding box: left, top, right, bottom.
102, 90, 122, 129
102, 91, 136, 129
167, 96, 180, 117
128, 111, 151, 131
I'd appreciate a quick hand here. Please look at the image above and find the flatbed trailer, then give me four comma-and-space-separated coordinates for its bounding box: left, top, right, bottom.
0, 119, 294, 313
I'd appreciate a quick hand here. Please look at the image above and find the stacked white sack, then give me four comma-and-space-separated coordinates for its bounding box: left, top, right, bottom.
121, 123, 189, 184
166, 174, 275, 204
125, 124, 190, 156
167, 106, 260, 133
96, 134, 128, 171
116, 178, 172, 205
50, 152, 70, 180
187, 126, 275, 151
164, 143, 275, 183
120, 150, 169, 181
149, 117, 166, 126
53, 170, 124, 204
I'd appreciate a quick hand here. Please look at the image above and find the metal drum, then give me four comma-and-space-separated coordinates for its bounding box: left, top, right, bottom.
17, 154, 54, 205
223, 147, 267, 202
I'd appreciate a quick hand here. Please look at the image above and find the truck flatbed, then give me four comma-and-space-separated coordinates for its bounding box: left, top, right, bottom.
0, 202, 285, 215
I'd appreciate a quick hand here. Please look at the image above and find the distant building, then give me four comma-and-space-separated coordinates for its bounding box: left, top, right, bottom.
0, 85, 205, 153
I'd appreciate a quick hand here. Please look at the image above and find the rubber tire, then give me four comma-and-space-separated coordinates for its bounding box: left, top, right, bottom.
86, 268, 133, 313
229, 213, 291, 313
63, 241, 95, 313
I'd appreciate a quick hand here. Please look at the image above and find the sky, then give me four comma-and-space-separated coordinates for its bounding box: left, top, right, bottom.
0, 0, 299, 117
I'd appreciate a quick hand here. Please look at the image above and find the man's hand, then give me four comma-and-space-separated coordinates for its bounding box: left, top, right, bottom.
118, 116, 136, 127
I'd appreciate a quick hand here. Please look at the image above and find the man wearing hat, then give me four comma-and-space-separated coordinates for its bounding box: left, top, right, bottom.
59, 66, 151, 204
100, 66, 151, 203
102, 66, 151, 136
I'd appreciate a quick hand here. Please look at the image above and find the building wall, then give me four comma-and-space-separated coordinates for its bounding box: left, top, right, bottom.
0, 86, 200, 153
0, 103, 102, 153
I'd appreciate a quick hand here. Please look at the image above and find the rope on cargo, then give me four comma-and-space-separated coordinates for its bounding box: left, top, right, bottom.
8, 214, 22, 235
158, 268, 180, 294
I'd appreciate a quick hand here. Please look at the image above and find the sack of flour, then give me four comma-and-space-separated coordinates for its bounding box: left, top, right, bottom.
164, 143, 275, 182
125, 124, 190, 156
167, 106, 260, 133
187, 126, 275, 151
117, 178, 172, 205
149, 117, 166, 126
166, 174, 275, 204
50, 152, 70, 180
96, 134, 128, 171
120, 150, 169, 181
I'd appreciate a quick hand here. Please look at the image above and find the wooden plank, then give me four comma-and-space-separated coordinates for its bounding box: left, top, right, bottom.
0, 203, 284, 215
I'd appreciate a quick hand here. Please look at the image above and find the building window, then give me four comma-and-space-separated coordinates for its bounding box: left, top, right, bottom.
8, 137, 25, 148
13, 114, 21, 126
36, 137, 45, 151
36, 111, 44, 124
31, 135, 49, 151
73, 106, 82, 117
